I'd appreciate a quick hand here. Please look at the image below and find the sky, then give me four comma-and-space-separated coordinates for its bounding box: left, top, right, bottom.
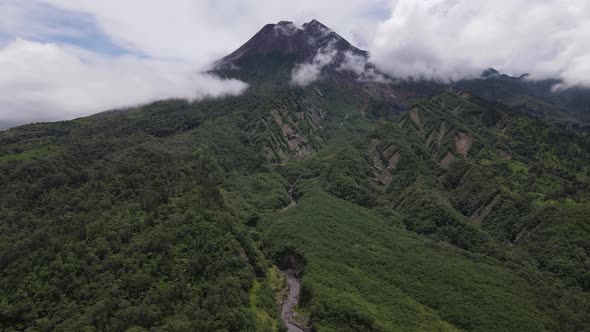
0, 0, 589, 128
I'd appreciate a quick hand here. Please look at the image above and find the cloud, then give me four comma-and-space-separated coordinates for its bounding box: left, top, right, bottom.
0, 39, 247, 125
291, 46, 390, 86
42, 0, 390, 63
291, 43, 338, 86
274, 22, 301, 37
339, 51, 389, 82
371, 0, 590, 85
41, 0, 590, 88
0, 0, 126, 54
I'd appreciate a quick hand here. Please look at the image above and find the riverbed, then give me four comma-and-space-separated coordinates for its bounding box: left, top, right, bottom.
280, 270, 306, 332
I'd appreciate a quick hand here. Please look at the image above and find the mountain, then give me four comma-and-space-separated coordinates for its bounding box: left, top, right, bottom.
1, 20, 590, 331
456, 68, 590, 126
215, 20, 367, 80
219, 19, 367, 67
216, 19, 590, 128
213, 19, 402, 101
0, 121, 16, 131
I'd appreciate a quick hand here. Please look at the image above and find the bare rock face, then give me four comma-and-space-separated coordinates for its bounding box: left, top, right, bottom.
370, 139, 401, 185
218, 19, 367, 68
213, 19, 384, 87
440, 151, 455, 169
455, 132, 473, 156
245, 94, 326, 162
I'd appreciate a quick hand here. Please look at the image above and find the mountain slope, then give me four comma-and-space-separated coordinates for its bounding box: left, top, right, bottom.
455, 69, 590, 126
265, 182, 547, 331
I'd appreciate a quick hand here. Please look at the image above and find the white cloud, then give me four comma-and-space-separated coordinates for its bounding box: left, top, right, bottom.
0, 39, 247, 124
291, 46, 390, 86
274, 22, 301, 37
339, 51, 389, 82
41, 0, 590, 88
371, 0, 590, 85
42, 0, 389, 63
291, 43, 338, 86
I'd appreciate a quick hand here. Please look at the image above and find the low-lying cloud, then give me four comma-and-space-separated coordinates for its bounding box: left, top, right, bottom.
371, 0, 590, 86
292, 43, 389, 86
339, 51, 388, 83
291, 44, 338, 86
0, 39, 247, 126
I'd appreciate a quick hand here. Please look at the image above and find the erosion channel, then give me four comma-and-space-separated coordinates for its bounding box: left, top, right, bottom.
280, 270, 306, 332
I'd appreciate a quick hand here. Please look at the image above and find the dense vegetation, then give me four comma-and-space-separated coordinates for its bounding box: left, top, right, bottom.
0, 69, 589, 331
265, 180, 548, 331
0, 97, 281, 331
258, 88, 590, 330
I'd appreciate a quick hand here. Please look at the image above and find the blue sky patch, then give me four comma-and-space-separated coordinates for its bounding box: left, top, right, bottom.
3, 1, 131, 56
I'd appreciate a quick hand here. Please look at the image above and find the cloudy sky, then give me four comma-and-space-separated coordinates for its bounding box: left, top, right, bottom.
1, 0, 589, 128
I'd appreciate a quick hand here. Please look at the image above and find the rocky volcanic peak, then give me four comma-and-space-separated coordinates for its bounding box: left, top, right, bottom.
481, 68, 500, 79
218, 19, 367, 67
480, 68, 531, 81
212, 19, 392, 88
